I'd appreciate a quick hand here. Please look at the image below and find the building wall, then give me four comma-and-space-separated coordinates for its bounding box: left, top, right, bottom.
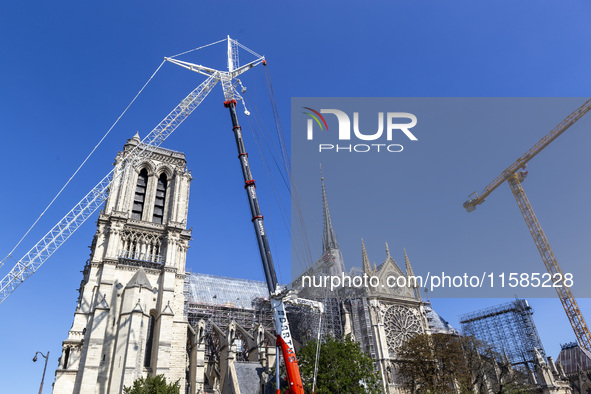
53, 135, 192, 394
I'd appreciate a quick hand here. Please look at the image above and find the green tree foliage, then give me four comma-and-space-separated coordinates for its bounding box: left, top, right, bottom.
297, 335, 382, 393
123, 374, 180, 394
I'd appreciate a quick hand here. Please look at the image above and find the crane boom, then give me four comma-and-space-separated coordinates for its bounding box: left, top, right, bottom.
508, 172, 591, 350
463, 98, 591, 212
0, 73, 219, 304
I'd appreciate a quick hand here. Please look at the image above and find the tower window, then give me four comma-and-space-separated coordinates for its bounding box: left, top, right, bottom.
132, 169, 148, 220
63, 347, 70, 369
152, 173, 168, 224
144, 315, 155, 367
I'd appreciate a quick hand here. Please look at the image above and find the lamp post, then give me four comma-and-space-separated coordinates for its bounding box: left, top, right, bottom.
33, 351, 49, 394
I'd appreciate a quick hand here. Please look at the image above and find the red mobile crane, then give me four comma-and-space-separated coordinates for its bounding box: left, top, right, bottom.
166, 37, 305, 393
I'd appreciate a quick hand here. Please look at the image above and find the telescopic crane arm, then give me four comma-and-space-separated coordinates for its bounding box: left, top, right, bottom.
463, 98, 591, 212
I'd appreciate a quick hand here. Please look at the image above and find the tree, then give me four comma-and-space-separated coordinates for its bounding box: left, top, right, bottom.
123, 374, 180, 394
396, 333, 531, 394
396, 333, 471, 393
296, 335, 382, 393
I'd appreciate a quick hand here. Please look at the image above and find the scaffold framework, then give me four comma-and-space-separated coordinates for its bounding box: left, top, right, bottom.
460, 299, 545, 371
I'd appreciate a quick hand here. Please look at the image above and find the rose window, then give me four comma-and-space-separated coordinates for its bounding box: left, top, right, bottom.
383, 305, 422, 353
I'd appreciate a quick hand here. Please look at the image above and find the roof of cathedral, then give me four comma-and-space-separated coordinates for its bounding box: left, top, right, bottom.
557, 342, 591, 374
185, 272, 269, 309
424, 302, 459, 335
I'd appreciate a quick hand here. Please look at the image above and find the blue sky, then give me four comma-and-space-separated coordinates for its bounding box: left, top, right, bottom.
1, 1, 591, 392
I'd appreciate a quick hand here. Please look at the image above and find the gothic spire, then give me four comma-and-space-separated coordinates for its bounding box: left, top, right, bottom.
404, 248, 415, 278
362, 239, 372, 274
405, 248, 421, 300
321, 165, 339, 252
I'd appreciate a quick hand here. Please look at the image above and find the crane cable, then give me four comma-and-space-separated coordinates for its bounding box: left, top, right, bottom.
247, 68, 318, 276
243, 81, 312, 282
262, 64, 320, 272
245, 105, 288, 284
312, 308, 323, 393
242, 77, 309, 276
1, 60, 166, 268
168, 38, 227, 59
263, 64, 290, 173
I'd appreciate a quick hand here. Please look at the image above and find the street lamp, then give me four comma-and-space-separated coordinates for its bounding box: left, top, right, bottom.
33, 351, 49, 394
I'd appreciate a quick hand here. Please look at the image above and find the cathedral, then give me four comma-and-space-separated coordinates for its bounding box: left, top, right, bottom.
52, 135, 455, 393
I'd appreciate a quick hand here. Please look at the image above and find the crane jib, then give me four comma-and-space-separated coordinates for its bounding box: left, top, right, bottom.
465, 98, 591, 210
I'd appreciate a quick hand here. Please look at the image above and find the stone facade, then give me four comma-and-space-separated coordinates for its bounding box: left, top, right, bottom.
53, 134, 192, 393
359, 243, 429, 393
530, 348, 572, 393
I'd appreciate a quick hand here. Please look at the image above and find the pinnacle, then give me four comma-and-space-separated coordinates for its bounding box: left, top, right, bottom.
404, 248, 415, 277
362, 239, 372, 274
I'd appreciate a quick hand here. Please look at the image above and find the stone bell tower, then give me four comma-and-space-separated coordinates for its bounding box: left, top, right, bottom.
53, 133, 192, 393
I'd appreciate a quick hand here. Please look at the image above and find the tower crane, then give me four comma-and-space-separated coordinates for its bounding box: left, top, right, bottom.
0, 37, 305, 392
463, 98, 591, 351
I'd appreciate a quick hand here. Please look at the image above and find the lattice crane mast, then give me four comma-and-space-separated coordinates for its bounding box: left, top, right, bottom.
0, 73, 219, 304
463, 98, 591, 351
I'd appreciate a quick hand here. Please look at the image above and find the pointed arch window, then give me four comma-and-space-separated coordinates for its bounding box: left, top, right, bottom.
144, 314, 155, 368
152, 173, 168, 224
63, 347, 71, 369
132, 169, 148, 220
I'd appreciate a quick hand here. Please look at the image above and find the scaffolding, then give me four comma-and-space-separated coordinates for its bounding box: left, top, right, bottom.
288, 296, 343, 345
347, 297, 375, 358
460, 299, 545, 371
183, 272, 346, 360
184, 273, 275, 362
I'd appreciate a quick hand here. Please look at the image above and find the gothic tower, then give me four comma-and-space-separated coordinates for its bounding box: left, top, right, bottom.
53, 134, 192, 393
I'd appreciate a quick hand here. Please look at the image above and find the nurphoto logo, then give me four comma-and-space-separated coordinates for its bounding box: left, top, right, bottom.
303, 107, 418, 153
